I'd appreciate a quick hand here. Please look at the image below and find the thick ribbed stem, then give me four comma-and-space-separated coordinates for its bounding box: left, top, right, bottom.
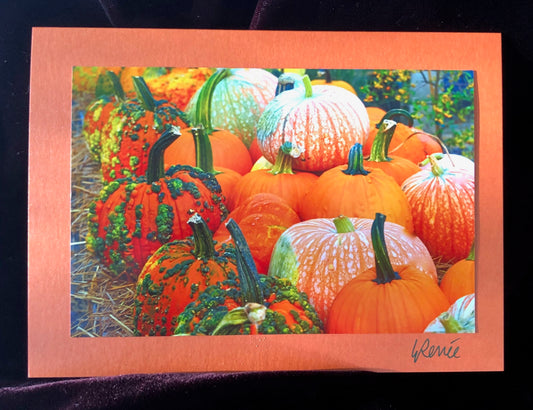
146, 126, 181, 183
187, 213, 216, 259
342, 143, 369, 176
302, 74, 313, 98
438, 312, 465, 333
428, 153, 445, 177
368, 119, 398, 162
375, 108, 414, 129
132, 76, 156, 112
191, 127, 219, 175
269, 142, 301, 175
106, 71, 125, 101
192, 68, 231, 133
371, 213, 401, 284
333, 216, 356, 233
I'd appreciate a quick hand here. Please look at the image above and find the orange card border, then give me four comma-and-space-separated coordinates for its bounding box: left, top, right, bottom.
27, 28, 503, 377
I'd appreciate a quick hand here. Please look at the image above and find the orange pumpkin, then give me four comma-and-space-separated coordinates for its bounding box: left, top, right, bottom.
300, 143, 414, 232
256, 74, 370, 173
363, 118, 422, 185
268, 215, 437, 325
311, 69, 356, 94
363, 109, 442, 164
402, 155, 475, 263
327, 213, 450, 333
228, 141, 318, 216
164, 69, 253, 176
439, 242, 476, 303
213, 193, 300, 274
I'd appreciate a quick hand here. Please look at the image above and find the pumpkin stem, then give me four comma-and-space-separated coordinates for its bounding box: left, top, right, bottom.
275, 73, 299, 95
302, 74, 313, 98
191, 126, 220, 175
438, 312, 465, 333
106, 70, 125, 101
146, 125, 182, 183
375, 108, 413, 129
343, 143, 369, 176
188, 213, 216, 260
317, 69, 332, 83
269, 141, 302, 175
367, 119, 398, 162
192, 68, 231, 134
371, 213, 401, 284
466, 241, 475, 261
333, 216, 356, 233
211, 303, 267, 335
132, 76, 156, 112
225, 219, 265, 305
428, 153, 445, 177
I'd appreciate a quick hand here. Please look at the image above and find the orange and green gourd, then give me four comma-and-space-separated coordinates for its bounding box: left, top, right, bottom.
86, 126, 228, 281
299, 142, 414, 232
363, 118, 422, 185
363, 109, 442, 164
401, 154, 475, 263
256, 74, 370, 173
327, 213, 450, 333
133, 213, 238, 336
186, 68, 278, 148
164, 68, 253, 176
228, 141, 318, 217
439, 241, 476, 304
72, 66, 122, 95
268, 215, 437, 326
99, 76, 188, 182
174, 219, 323, 335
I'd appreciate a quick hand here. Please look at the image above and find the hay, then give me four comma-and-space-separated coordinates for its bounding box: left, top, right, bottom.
70, 91, 136, 338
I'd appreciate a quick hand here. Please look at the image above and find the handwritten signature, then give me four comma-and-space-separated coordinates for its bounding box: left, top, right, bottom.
411, 338, 461, 363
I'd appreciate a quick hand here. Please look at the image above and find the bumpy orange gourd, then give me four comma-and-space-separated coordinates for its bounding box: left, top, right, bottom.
268, 215, 437, 325
300, 142, 413, 232
134, 213, 237, 336
402, 155, 475, 263
439, 242, 476, 303
256, 74, 370, 173
86, 127, 228, 281
327, 213, 450, 333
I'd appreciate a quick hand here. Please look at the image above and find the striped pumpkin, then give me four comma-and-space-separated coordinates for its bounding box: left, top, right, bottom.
267, 215, 437, 325
256, 74, 370, 173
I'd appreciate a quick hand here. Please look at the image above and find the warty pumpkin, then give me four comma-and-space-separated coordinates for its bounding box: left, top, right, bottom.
86, 126, 228, 281
299, 142, 414, 232
256, 74, 370, 173
133, 213, 237, 336
401, 154, 475, 263
327, 213, 450, 333
174, 219, 323, 335
268, 214, 437, 325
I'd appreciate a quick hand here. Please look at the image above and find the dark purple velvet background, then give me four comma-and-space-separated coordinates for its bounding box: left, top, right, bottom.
1, 0, 531, 408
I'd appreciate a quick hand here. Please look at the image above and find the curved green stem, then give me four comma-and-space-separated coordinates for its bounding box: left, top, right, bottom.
342, 143, 369, 176
466, 241, 475, 261
301, 74, 313, 98
371, 213, 401, 284
333, 216, 356, 233
368, 119, 398, 162
192, 68, 231, 133
132, 76, 156, 112
269, 142, 299, 175
106, 71, 125, 101
438, 312, 465, 333
428, 153, 445, 177
225, 219, 264, 305
188, 213, 216, 260
146, 125, 181, 183
375, 108, 413, 129
191, 126, 219, 175
211, 303, 267, 335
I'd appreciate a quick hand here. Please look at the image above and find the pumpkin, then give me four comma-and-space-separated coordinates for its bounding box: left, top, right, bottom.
366, 106, 387, 128
228, 141, 318, 217
86, 126, 228, 281
401, 154, 475, 263
363, 118, 422, 185
268, 215, 437, 325
256, 74, 370, 173
81, 71, 125, 162
327, 213, 450, 333
311, 69, 356, 94
363, 109, 442, 164
213, 193, 300, 274
299, 143, 414, 232
164, 69, 253, 176
419, 152, 475, 175
99, 76, 189, 182
142, 67, 214, 111
186, 68, 278, 148
439, 242, 476, 303
425, 293, 475, 333
133, 213, 238, 336
174, 219, 323, 335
